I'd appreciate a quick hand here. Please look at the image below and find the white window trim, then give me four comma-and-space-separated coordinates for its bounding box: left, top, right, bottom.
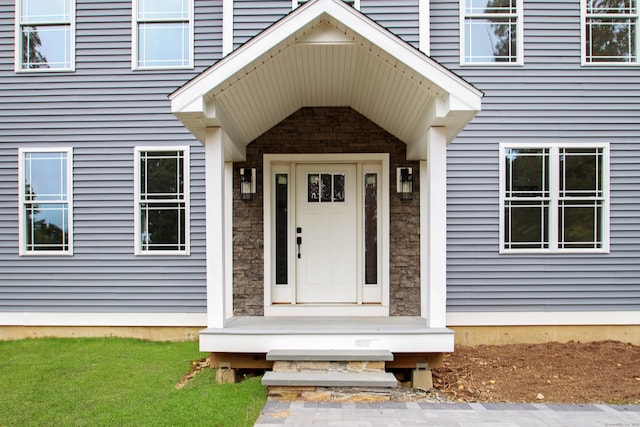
131, 0, 194, 70
460, 0, 524, 66
14, 0, 76, 72
133, 146, 191, 256
499, 142, 610, 254
18, 147, 74, 256
294, 0, 359, 10
580, 0, 640, 66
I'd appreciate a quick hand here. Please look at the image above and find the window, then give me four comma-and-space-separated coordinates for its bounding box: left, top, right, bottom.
16, 0, 75, 71
135, 148, 190, 254
19, 148, 73, 255
461, 0, 523, 65
500, 144, 609, 253
296, 0, 356, 8
583, 0, 639, 64
133, 0, 193, 69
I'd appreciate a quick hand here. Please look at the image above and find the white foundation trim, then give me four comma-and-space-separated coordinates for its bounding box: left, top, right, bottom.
447, 311, 640, 326
0, 312, 206, 327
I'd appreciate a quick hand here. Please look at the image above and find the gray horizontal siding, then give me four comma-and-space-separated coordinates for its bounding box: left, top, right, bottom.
0, 0, 219, 315
233, 0, 291, 48
430, 0, 640, 313
360, 0, 419, 48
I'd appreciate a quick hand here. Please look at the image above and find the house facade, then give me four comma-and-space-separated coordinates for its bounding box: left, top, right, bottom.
1, 0, 639, 358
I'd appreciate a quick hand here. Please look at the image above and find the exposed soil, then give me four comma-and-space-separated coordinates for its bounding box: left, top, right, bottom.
432, 340, 640, 404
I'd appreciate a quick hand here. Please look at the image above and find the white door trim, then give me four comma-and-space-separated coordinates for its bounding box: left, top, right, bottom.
263, 153, 390, 316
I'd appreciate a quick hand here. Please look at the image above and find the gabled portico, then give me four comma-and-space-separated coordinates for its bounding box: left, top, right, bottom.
169, 0, 482, 356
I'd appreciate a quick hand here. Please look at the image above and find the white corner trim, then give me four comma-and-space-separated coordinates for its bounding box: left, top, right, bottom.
222, 0, 233, 56
418, 0, 430, 55
0, 312, 207, 327
447, 311, 640, 326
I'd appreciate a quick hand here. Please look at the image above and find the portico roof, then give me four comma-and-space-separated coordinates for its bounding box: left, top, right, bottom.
170, 0, 482, 161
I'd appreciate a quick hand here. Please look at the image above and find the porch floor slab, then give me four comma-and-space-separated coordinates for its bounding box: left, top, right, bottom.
199, 316, 454, 353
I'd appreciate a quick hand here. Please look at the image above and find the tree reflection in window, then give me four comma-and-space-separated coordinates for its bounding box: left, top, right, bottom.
585, 0, 638, 63
22, 151, 71, 252
464, 0, 519, 63
18, 0, 73, 70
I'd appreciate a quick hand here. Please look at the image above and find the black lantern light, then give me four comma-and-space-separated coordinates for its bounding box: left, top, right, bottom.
240, 168, 255, 201
397, 167, 413, 201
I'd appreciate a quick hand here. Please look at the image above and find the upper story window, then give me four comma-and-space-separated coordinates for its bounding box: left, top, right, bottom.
583, 0, 639, 64
500, 144, 610, 253
15, 0, 75, 71
134, 148, 190, 255
19, 148, 73, 255
133, 0, 193, 69
296, 0, 356, 8
461, 0, 523, 65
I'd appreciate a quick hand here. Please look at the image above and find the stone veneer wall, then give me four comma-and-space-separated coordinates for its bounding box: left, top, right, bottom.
233, 107, 420, 316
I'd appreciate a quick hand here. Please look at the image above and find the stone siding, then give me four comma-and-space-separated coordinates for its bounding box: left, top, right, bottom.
233, 107, 420, 316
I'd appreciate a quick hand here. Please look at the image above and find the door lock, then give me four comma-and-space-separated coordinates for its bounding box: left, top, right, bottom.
296, 236, 302, 258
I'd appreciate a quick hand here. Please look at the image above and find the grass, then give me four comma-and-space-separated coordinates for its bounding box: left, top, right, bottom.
0, 338, 266, 427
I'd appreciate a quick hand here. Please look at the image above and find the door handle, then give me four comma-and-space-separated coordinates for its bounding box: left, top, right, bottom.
296, 236, 302, 258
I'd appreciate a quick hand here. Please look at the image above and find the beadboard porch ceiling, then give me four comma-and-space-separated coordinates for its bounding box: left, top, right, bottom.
171, 0, 482, 162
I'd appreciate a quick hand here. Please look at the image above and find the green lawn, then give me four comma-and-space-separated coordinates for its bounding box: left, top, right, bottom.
0, 338, 266, 427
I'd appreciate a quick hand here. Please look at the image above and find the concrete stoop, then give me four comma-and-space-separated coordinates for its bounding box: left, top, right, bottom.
262, 350, 398, 401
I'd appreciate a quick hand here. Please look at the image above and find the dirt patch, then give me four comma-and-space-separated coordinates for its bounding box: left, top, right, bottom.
176, 358, 210, 389
432, 340, 640, 404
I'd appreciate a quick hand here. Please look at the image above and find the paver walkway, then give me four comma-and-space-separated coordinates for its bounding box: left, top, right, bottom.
255, 400, 640, 426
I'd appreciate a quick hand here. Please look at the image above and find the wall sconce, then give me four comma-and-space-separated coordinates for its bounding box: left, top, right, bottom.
240, 168, 256, 201
397, 167, 413, 201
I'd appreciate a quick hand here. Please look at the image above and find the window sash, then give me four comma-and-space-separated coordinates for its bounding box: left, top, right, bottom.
16, 0, 74, 71
19, 148, 73, 255
135, 147, 190, 255
583, 0, 640, 63
133, 0, 193, 69
501, 144, 609, 253
461, 0, 523, 65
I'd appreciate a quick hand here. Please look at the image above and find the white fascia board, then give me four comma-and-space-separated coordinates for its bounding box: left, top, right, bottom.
319, 1, 482, 105
170, 0, 481, 116
447, 312, 640, 326
0, 312, 207, 327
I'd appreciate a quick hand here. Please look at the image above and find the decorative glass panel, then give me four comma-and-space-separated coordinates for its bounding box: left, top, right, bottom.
333, 174, 345, 202
307, 173, 347, 203
364, 173, 378, 284
308, 174, 319, 202
275, 174, 288, 285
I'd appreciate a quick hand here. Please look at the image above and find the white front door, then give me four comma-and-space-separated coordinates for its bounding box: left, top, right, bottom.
295, 163, 358, 303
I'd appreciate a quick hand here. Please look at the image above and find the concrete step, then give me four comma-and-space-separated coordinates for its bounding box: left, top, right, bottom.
266, 349, 393, 362
262, 371, 398, 388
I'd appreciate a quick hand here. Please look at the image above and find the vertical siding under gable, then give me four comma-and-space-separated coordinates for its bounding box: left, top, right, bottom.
0, 0, 221, 315
430, 0, 640, 313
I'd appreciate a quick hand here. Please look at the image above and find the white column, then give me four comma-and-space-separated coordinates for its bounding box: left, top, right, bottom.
420, 127, 447, 328
205, 128, 226, 328
224, 161, 234, 320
